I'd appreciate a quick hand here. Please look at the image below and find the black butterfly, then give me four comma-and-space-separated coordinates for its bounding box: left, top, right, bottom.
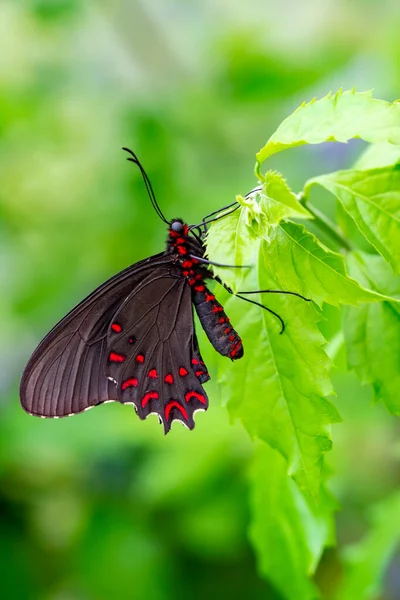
20, 149, 309, 433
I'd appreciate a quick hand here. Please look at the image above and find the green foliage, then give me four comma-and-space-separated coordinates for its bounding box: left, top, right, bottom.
256, 89, 400, 165
219, 277, 338, 500
343, 253, 400, 413
249, 444, 336, 600
335, 492, 400, 600
207, 89, 400, 600
306, 165, 400, 272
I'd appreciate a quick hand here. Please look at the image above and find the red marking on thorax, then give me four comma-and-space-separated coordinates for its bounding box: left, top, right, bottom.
109, 352, 126, 363
164, 373, 174, 384
148, 369, 157, 379
111, 323, 122, 333
141, 391, 159, 408
182, 260, 192, 268
185, 391, 207, 405
165, 401, 188, 421
177, 246, 187, 255
122, 378, 138, 390
179, 367, 188, 377
136, 354, 145, 364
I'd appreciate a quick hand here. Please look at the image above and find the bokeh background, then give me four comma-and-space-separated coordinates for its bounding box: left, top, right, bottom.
1, 1, 400, 599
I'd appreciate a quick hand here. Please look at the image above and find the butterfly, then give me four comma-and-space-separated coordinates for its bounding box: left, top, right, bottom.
20, 149, 309, 433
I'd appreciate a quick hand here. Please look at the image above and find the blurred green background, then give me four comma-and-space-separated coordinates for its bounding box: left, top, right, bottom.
1, 1, 400, 598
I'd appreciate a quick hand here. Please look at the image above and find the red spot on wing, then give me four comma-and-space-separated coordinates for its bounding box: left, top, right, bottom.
229, 335, 234, 341
109, 352, 126, 363
194, 285, 205, 292
165, 401, 188, 421
129, 337, 136, 344
195, 370, 204, 377
205, 293, 215, 302
179, 367, 188, 377
225, 327, 231, 334
141, 391, 159, 408
148, 369, 157, 379
191, 358, 199, 365
111, 323, 122, 333
136, 354, 145, 364
185, 391, 207, 405
164, 373, 174, 384
121, 378, 138, 390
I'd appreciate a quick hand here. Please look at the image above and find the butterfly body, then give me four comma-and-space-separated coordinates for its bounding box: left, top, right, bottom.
20, 218, 243, 433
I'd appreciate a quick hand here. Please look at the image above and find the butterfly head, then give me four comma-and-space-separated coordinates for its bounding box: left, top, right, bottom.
169, 219, 189, 238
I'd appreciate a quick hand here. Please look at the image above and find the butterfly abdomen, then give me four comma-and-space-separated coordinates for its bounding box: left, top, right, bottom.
192, 287, 243, 360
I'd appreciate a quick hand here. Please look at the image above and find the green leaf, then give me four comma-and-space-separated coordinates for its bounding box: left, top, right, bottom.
257, 89, 400, 165
260, 221, 390, 307
205, 204, 259, 292
335, 491, 400, 600
260, 171, 312, 224
343, 252, 400, 414
219, 251, 340, 499
306, 164, 400, 273
249, 443, 336, 600
354, 142, 400, 170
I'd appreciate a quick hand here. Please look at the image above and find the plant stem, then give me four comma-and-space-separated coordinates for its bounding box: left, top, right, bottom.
298, 192, 353, 252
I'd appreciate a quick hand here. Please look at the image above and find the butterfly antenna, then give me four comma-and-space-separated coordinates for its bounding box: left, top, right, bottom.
122, 147, 169, 224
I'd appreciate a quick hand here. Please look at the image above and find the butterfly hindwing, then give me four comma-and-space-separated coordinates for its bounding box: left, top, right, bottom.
106, 274, 210, 431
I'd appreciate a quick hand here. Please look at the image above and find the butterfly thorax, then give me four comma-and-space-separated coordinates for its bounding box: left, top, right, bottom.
166, 219, 243, 361
166, 219, 209, 287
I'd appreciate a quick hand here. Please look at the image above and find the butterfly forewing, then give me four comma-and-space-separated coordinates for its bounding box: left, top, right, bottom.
20, 254, 171, 417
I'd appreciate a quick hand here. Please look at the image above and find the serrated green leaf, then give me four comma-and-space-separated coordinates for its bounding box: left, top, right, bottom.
219, 251, 340, 499
354, 142, 400, 170
335, 491, 400, 600
260, 171, 312, 224
249, 443, 336, 600
206, 174, 310, 292
205, 205, 259, 292
257, 89, 400, 165
260, 221, 392, 307
343, 252, 400, 414
306, 164, 400, 273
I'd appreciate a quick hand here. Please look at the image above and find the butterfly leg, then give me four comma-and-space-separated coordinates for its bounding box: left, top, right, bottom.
213, 276, 286, 334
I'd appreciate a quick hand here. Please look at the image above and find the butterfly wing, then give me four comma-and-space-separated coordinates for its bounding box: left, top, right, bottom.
105, 272, 210, 432
20, 254, 172, 417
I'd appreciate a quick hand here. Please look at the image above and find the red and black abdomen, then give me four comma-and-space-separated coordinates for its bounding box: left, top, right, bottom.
192, 286, 243, 360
